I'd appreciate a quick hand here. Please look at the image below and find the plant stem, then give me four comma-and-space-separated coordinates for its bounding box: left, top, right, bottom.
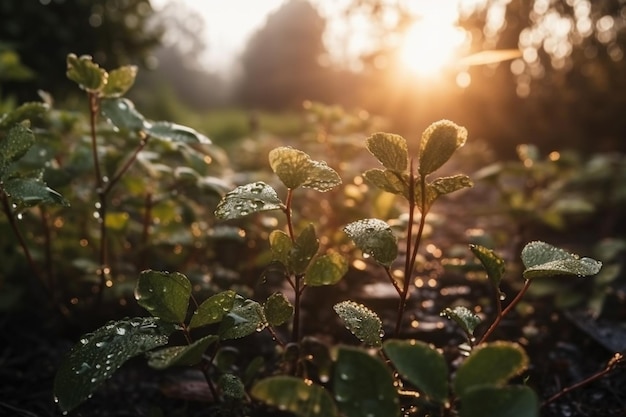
292, 275, 303, 343
478, 279, 532, 344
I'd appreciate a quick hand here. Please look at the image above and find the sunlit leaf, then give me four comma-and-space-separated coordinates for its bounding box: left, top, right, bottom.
100, 98, 146, 131
269, 230, 292, 267
147, 334, 219, 370
145, 121, 211, 144
269, 147, 341, 191
214, 181, 283, 220
333, 346, 400, 417
135, 270, 191, 323
289, 224, 319, 275
304, 250, 348, 286
101, 65, 137, 98
344, 218, 397, 267
0, 101, 48, 130
419, 120, 467, 176
383, 339, 449, 403
441, 306, 481, 337
366, 132, 408, 171
334, 301, 383, 348
459, 385, 539, 417
3, 178, 69, 208
428, 174, 473, 199
219, 296, 266, 340
264, 292, 293, 327
53, 317, 175, 413
363, 168, 408, 198
251, 376, 338, 417
189, 290, 237, 329
470, 244, 506, 290
454, 341, 529, 397
303, 159, 342, 191
66, 53, 107, 93
521, 241, 602, 280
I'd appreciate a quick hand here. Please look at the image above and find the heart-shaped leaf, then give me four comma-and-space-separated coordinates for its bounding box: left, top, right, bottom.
304, 250, 348, 286
101, 65, 137, 98
344, 218, 397, 267
521, 241, 602, 280
66, 53, 107, 93
189, 290, 236, 329
419, 120, 467, 176
214, 181, 283, 220
135, 270, 191, 323
147, 334, 219, 370
269, 147, 341, 191
264, 292, 293, 327
366, 132, 408, 171
334, 301, 383, 348
251, 376, 338, 417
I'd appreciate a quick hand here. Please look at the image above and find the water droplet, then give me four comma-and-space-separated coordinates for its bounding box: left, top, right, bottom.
499, 293, 507, 301
95, 341, 106, 348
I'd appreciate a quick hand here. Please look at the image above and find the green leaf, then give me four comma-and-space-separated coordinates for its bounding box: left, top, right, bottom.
269, 230, 292, 267
363, 168, 409, 198
290, 224, 319, 275
3, 178, 69, 208
66, 53, 107, 93
53, 317, 175, 413
334, 301, 383, 348
147, 334, 219, 370
428, 174, 473, 200
419, 120, 467, 176
214, 181, 283, 220
454, 342, 529, 397
470, 244, 506, 291
0, 124, 34, 173
264, 292, 293, 326
135, 270, 192, 323
521, 241, 602, 280
304, 250, 348, 286
219, 296, 266, 340
366, 132, 408, 171
344, 218, 398, 267
460, 385, 539, 417
383, 339, 449, 403
441, 306, 481, 337
219, 374, 246, 400
100, 98, 146, 131
251, 376, 338, 417
269, 147, 341, 191
0, 101, 48, 130
145, 121, 211, 144
101, 65, 137, 98
333, 346, 400, 417
189, 290, 237, 329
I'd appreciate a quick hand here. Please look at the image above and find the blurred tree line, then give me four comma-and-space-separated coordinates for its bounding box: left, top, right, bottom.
1, 0, 625, 157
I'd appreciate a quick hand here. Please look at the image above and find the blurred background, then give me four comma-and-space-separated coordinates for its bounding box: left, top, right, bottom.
1, 0, 625, 158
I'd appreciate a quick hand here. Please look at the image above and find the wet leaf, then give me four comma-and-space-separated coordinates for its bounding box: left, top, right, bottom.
344, 218, 398, 267
100, 98, 146, 131
3, 177, 69, 208
470, 244, 506, 290
0, 124, 34, 173
214, 181, 283, 220
101, 65, 137, 98
219, 374, 246, 400
66, 53, 107, 93
304, 251, 348, 286
521, 241, 602, 280
366, 132, 408, 171
189, 290, 236, 329
219, 296, 266, 340
251, 376, 338, 417
454, 341, 529, 397
419, 120, 467, 176
383, 339, 449, 403
460, 385, 539, 417
264, 292, 293, 327
290, 224, 319, 275
428, 174, 473, 200
269, 147, 341, 191
363, 168, 409, 198
334, 301, 383, 348
135, 270, 191, 323
333, 346, 400, 417
269, 230, 292, 267
53, 317, 175, 413
147, 334, 219, 370
441, 306, 481, 337
145, 121, 211, 144
0, 101, 48, 130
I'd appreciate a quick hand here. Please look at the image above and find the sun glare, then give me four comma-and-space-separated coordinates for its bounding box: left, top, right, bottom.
399, 18, 467, 77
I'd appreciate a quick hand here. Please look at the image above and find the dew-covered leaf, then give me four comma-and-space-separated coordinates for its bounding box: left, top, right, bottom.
344, 218, 397, 267
0, 124, 34, 173
100, 98, 146, 131
135, 270, 191, 323
454, 341, 529, 397
419, 120, 467, 176
269, 147, 340, 191
521, 241, 602, 280
304, 250, 348, 286
219, 373, 246, 401
219, 296, 266, 340
145, 120, 211, 144
53, 317, 176, 413
189, 290, 236, 329
303, 159, 342, 191
0, 101, 48, 130
334, 301, 383, 348
428, 174, 473, 200
363, 168, 409, 198
264, 292, 293, 327
269, 230, 292, 267
147, 334, 219, 370
470, 244, 506, 290
459, 385, 539, 417
290, 224, 319, 275
383, 339, 449, 403
3, 177, 69, 208
66, 53, 107, 93
366, 132, 408, 171
214, 181, 283, 220
101, 65, 137, 98
251, 376, 339, 417
441, 306, 481, 337
333, 346, 400, 417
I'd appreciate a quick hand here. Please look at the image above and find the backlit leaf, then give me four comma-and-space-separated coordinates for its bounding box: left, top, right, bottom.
521, 241, 602, 280
363, 168, 409, 198
189, 290, 236, 329
304, 250, 348, 286
214, 181, 283, 220
135, 270, 191, 323
66, 53, 107, 93
147, 334, 219, 370
334, 301, 383, 348
251, 376, 338, 417
419, 120, 467, 176
269, 147, 340, 191
101, 65, 137, 98
366, 132, 408, 171
264, 292, 293, 326
344, 218, 397, 267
